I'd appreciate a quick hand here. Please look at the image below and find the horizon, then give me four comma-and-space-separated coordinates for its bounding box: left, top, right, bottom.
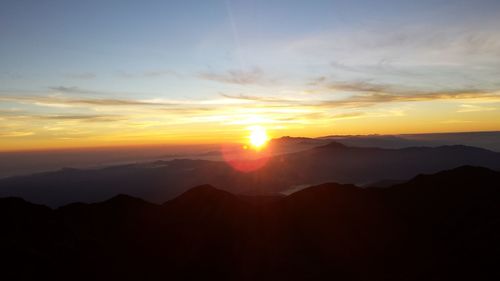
1, 129, 499, 180
0, 129, 498, 153
2, 0, 500, 151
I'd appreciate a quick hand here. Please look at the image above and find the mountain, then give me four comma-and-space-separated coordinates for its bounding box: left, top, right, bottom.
264, 142, 500, 187
1, 143, 500, 206
0, 166, 499, 280
323, 131, 500, 151
0, 137, 324, 179
2, 131, 498, 180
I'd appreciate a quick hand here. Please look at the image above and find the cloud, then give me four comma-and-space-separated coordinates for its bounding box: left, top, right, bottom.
440, 119, 474, 124
143, 70, 181, 78
307, 76, 327, 86
280, 25, 500, 93
48, 86, 104, 95
1, 81, 499, 144
0, 110, 126, 123
289, 26, 500, 66
304, 78, 500, 108
2, 86, 497, 130
316, 89, 499, 109
0, 131, 34, 137
68, 98, 169, 107
221, 81, 500, 110
199, 67, 271, 85
64, 72, 96, 80
457, 104, 497, 113
39, 114, 126, 122
325, 80, 393, 93
329, 59, 418, 78
330, 112, 365, 120
1, 71, 24, 80
117, 70, 182, 79
311, 78, 492, 95
0, 95, 175, 107
220, 93, 296, 103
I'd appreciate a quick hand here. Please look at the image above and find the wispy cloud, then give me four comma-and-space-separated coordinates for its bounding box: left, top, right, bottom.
441, 119, 474, 124
278, 25, 500, 94
457, 104, 497, 113
0, 131, 34, 137
316, 90, 500, 109
117, 70, 182, 79
304, 78, 500, 108
1, 82, 499, 146
310, 78, 493, 95
325, 80, 394, 93
199, 67, 273, 85
0, 95, 175, 107
7, 81, 499, 114
64, 72, 96, 80
330, 112, 365, 120
288, 26, 500, 67
48, 86, 103, 95
0, 109, 126, 122
222, 83, 500, 110
220, 93, 296, 103
1, 71, 25, 80
38, 114, 126, 122
143, 70, 181, 78
329, 59, 418, 77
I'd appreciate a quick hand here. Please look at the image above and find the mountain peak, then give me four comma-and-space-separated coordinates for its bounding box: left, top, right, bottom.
411, 165, 497, 182
317, 141, 348, 149
104, 194, 148, 205
271, 136, 314, 142
393, 165, 500, 196
287, 182, 360, 199
181, 184, 221, 194
167, 184, 237, 205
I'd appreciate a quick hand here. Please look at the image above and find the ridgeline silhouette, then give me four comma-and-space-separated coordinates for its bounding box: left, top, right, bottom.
1, 166, 499, 280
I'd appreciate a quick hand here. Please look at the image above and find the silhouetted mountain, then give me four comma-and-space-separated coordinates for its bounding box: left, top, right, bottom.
266, 142, 500, 186
2, 131, 498, 179
325, 134, 432, 148
363, 179, 406, 187
269, 135, 327, 145
323, 131, 500, 151
1, 143, 500, 206
0, 166, 498, 280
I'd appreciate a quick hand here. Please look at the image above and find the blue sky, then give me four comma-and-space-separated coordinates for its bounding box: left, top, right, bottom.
1, 0, 500, 150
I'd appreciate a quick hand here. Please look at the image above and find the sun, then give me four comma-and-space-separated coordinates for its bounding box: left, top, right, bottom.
247, 125, 269, 150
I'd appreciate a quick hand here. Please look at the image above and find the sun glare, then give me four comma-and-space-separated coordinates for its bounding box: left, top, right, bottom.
248, 125, 269, 150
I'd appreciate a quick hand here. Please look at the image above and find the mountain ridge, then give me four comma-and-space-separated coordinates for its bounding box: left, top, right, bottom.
1, 165, 496, 209
1, 165, 499, 281
1, 143, 499, 207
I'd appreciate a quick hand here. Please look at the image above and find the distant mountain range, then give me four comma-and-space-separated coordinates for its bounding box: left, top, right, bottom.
1, 131, 498, 179
1, 166, 499, 280
325, 130, 500, 151
1, 141, 500, 206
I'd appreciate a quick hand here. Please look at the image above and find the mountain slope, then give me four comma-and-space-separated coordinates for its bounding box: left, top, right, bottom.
1, 143, 499, 206
0, 166, 499, 280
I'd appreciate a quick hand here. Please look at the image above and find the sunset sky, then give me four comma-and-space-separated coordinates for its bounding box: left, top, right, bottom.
1, 0, 500, 151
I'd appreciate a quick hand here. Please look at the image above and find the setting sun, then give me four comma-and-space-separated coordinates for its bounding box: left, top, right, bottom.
248, 125, 269, 149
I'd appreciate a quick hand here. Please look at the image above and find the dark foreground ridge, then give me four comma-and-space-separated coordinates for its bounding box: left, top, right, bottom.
1, 166, 499, 281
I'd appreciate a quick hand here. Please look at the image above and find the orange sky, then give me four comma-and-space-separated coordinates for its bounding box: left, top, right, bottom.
1, 96, 499, 152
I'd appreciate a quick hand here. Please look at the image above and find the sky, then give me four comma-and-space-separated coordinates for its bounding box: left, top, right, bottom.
1, 0, 500, 151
